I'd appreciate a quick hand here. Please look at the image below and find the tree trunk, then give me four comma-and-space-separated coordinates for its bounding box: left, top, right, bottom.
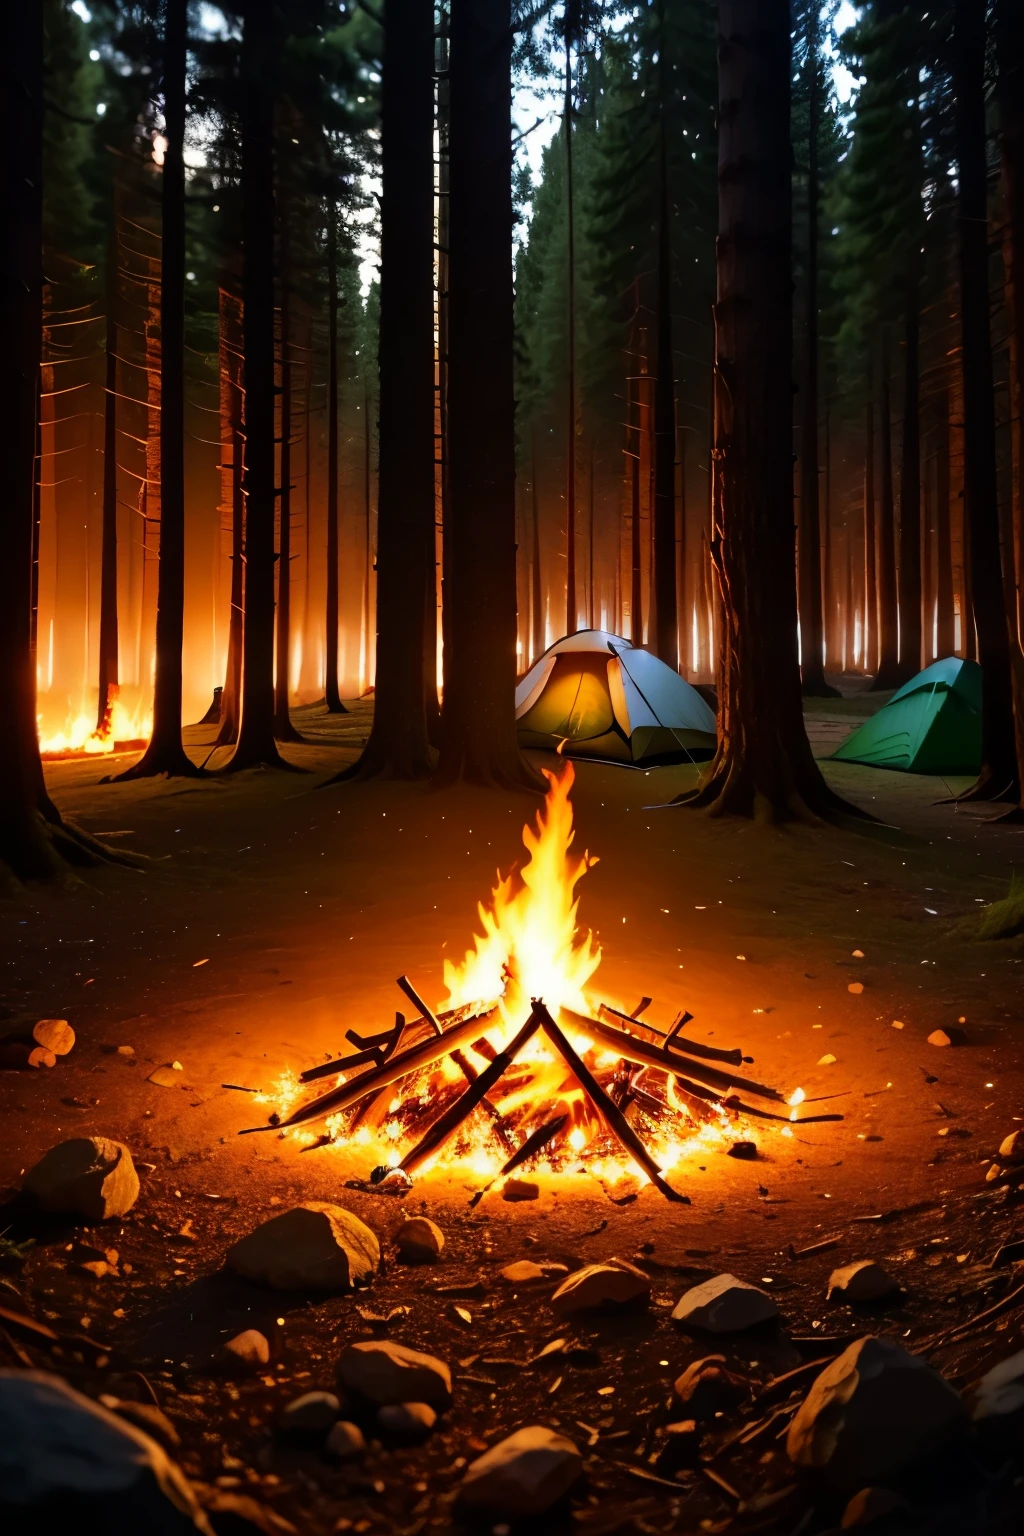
872, 335, 900, 688
112, 0, 197, 781
589, 439, 596, 628
677, 421, 687, 665
863, 371, 877, 674
273, 235, 302, 743
216, 283, 244, 746
652, 0, 677, 668
798, 13, 835, 697
97, 211, 120, 731
225, 0, 289, 771
530, 432, 544, 658
681, 0, 853, 822
630, 423, 642, 642
896, 275, 922, 681
336, 0, 434, 780
564, 28, 577, 638
953, 0, 1019, 801
323, 209, 344, 713
434, 0, 543, 789
935, 383, 955, 656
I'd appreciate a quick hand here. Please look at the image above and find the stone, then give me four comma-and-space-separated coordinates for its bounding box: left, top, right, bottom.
841, 1488, 910, 1528
500, 1259, 568, 1284
971, 1349, 1024, 1420
997, 1130, 1024, 1165
33, 1018, 75, 1056
502, 1178, 539, 1202
99, 1396, 181, 1450
278, 1391, 342, 1440
203, 1490, 297, 1534
672, 1273, 779, 1333
28, 1047, 56, 1069
377, 1401, 437, 1438
727, 1141, 758, 1160
337, 1340, 452, 1409
149, 1064, 185, 1087
0, 1369, 210, 1531
393, 1216, 444, 1263
786, 1337, 965, 1492
324, 1420, 366, 1459
927, 1028, 966, 1048
655, 1419, 702, 1474
550, 1259, 651, 1317
23, 1136, 140, 1221
117, 1045, 136, 1057
223, 1330, 270, 1368
226, 1203, 379, 1292
459, 1424, 583, 1517
827, 1262, 899, 1304
673, 1356, 750, 1419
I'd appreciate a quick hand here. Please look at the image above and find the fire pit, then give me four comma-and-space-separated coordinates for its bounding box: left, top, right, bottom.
241, 764, 841, 1198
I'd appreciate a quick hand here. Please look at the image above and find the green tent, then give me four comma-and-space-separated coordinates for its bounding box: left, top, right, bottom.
832, 656, 982, 774
515, 630, 716, 766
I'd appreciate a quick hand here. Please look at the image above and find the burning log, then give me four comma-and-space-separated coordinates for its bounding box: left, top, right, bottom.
563, 1007, 784, 1104
239, 1004, 502, 1133
468, 1113, 571, 1206
396, 976, 515, 1155
598, 1003, 745, 1068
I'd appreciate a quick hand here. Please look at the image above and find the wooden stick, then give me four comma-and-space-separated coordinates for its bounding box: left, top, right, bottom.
599, 1002, 744, 1068
569, 1007, 783, 1102
396, 975, 441, 1033
469, 1113, 570, 1206
240, 1005, 502, 1133
399, 1007, 543, 1174
392, 976, 514, 1151
535, 1002, 688, 1204
298, 1004, 471, 1084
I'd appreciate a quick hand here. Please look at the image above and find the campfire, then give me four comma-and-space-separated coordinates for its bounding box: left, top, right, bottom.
242, 763, 840, 1198
38, 686, 151, 760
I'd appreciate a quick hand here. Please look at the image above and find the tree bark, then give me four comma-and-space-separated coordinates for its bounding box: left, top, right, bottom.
335, 0, 434, 780
872, 335, 900, 688
273, 213, 303, 745
681, 0, 855, 822
564, 25, 577, 638
323, 207, 344, 713
97, 211, 120, 731
652, 0, 677, 668
434, 0, 543, 789
112, 0, 198, 780
953, 0, 1019, 801
863, 366, 877, 674
224, 0, 289, 770
216, 282, 244, 745
896, 273, 922, 681
935, 380, 955, 656
798, 12, 835, 697
530, 432, 544, 658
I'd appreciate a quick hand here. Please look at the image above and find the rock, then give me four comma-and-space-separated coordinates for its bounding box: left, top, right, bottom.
786, 1337, 965, 1491
818, 1053, 838, 1066
500, 1259, 568, 1284
550, 1259, 651, 1317
324, 1419, 366, 1459
117, 1045, 136, 1057
655, 1419, 702, 1474
278, 1390, 341, 1439
998, 1130, 1024, 1165
848, 983, 864, 995
23, 1136, 140, 1221
28, 1047, 57, 1069
226, 1203, 379, 1292
459, 1425, 583, 1517
202, 1490, 297, 1534
502, 1178, 539, 1202
927, 1028, 966, 1048
827, 1262, 899, 1304
148, 1064, 185, 1087
223, 1330, 270, 1369
393, 1216, 444, 1263
337, 1340, 452, 1409
33, 1018, 74, 1056
841, 1488, 910, 1528
727, 1141, 758, 1160
673, 1356, 750, 1419
377, 1401, 437, 1438
672, 1273, 779, 1333
0, 1369, 210, 1531
971, 1349, 1024, 1420
99, 1396, 181, 1450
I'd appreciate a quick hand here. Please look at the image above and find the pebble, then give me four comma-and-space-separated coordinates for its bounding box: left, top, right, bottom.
279, 1391, 342, 1438
459, 1424, 583, 1516
223, 1329, 270, 1368
727, 1141, 758, 1160
23, 1136, 139, 1221
325, 1419, 366, 1459
337, 1339, 452, 1409
377, 1401, 437, 1437
998, 1130, 1024, 1165
394, 1216, 444, 1263
928, 1028, 966, 1048
827, 1261, 900, 1303
551, 1259, 651, 1317
674, 1355, 749, 1418
502, 1179, 539, 1202
672, 1273, 779, 1333
227, 1203, 379, 1291
33, 1018, 75, 1056
500, 1260, 567, 1284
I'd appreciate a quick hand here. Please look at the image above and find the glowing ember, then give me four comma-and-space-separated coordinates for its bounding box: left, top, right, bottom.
39, 687, 152, 758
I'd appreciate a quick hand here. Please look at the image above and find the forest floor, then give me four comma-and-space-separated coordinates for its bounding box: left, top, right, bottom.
3, 685, 1024, 1535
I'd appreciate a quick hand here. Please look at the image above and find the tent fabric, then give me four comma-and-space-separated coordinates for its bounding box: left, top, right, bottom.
832, 656, 982, 774
515, 630, 716, 766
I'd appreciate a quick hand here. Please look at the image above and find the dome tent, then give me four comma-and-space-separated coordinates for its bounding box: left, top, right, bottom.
832, 656, 982, 774
515, 630, 717, 766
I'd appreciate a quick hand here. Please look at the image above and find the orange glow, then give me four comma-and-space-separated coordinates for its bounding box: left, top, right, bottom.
38, 688, 152, 758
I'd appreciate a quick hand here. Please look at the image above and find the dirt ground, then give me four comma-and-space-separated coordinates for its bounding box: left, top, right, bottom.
2, 692, 1024, 1534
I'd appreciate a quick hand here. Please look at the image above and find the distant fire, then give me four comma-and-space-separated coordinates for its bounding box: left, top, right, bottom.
38, 686, 151, 759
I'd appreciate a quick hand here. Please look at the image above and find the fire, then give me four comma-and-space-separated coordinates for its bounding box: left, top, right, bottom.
38, 687, 152, 758
443, 760, 601, 1022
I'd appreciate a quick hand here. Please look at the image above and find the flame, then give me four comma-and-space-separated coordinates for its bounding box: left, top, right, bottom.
39, 687, 152, 758
787, 1086, 805, 1122
443, 760, 601, 1022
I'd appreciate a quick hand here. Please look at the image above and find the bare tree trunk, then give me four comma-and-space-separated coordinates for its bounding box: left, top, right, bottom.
681, 0, 854, 822
323, 209, 344, 713
97, 211, 119, 730
337, 0, 434, 780
434, 0, 543, 789
896, 275, 922, 681
530, 430, 544, 658
216, 283, 244, 745
273, 233, 302, 743
113, 0, 197, 780
588, 440, 595, 628
953, 0, 1019, 802
935, 381, 955, 656
676, 420, 686, 665
863, 370, 877, 673
225, 0, 289, 771
564, 24, 577, 638
872, 335, 900, 688
652, 0, 677, 668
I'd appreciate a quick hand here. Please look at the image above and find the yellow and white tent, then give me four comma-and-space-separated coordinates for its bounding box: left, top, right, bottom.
515, 630, 716, 766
